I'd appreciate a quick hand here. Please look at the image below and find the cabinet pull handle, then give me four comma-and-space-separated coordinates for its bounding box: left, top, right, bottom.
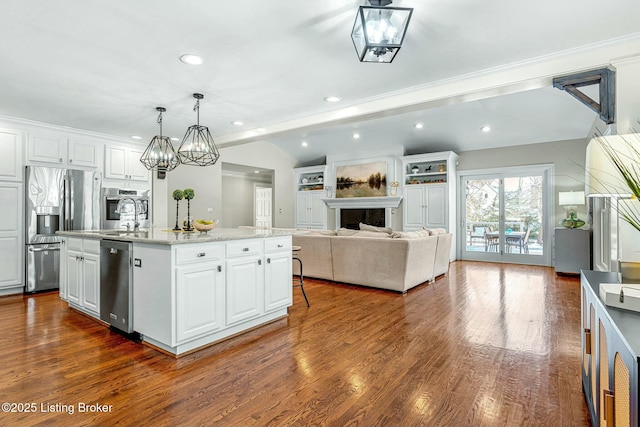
258, 259, 262, 266
267, 258, 271, 264
217, 265, 222, 272
243, 247, 249, 252
69, 159, 73, 163
584, 329, 591, 354
603, 390, 615, 427
59, 158, 63, 162
277, 244, 283, 248
197, 252, 206, 257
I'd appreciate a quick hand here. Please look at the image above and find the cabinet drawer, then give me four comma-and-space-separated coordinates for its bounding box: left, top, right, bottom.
67, 238, 83, 251
226, 240, 262, 258
264, 237, 291, 253
83, 238, 100, 254
175, 244, 223, 265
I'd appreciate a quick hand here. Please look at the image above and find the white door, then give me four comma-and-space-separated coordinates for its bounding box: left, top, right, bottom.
425, 184, 447, 228
226, 256, 263, 325
264, 252, 292, 312
460, 167, 552, 266
309, 191, 325, 227
296, 192, 311, 226
255, 187, 272, 228
403, 185, 426, 229
82, 252, 100, 315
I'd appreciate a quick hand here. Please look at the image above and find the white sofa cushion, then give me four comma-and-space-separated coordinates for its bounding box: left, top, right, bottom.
359, 222, 393, 234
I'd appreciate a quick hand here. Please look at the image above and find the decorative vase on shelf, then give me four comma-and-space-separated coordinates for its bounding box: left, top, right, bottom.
411, 166, 419, 174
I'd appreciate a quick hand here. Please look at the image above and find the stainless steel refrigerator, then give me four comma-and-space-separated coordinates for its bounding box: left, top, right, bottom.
25, 166, 102, 293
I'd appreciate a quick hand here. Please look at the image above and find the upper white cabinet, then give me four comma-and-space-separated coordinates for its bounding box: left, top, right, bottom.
294, 165, 327, 229
27, 131, 101, 169
400, 151, 458, 233
104, 145, 149, 182
0, 128, 24, 181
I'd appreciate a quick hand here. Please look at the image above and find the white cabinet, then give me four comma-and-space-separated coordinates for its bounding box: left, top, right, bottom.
0, 128, 24, 181
294, 165, 327, 229
176, 262, 225, 342
0, 182, 23, 295
132, 235, 292, 355
400, 151, 458, 233
27, 132, 101, 169
63, 237, 100, 317
59, 237, 68, 300
264, 237, 292, 312
104, 145, 149, 182
296, 191, 326, 229
226, 255, 263, 325
403, 184, 447, 229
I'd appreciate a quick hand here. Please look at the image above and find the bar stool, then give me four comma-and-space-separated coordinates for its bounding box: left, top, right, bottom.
292, 245, 310, 307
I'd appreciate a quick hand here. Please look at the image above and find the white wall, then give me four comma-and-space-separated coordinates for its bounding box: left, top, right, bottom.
221, 175, 257, 227
165, 141, 297, 228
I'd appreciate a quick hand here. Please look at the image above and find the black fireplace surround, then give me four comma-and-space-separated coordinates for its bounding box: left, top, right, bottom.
340, 208, 385, 230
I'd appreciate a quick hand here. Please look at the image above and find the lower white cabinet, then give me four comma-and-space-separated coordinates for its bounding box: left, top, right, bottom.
296, 190, 326, 229
63, 237, 100, 318
176, 262, 225, 342
226, 255, 264, 326
403, 184, 447, 230
133, 236, 292, 355
0, 182, 23, 295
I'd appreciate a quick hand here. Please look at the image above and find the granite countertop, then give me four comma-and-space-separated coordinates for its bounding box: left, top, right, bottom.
56, 227, 303, 245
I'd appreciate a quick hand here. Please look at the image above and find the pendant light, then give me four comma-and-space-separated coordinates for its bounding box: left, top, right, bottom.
351, 0, 413, 63
177, 93, 220, 166
140, 107, 180, 179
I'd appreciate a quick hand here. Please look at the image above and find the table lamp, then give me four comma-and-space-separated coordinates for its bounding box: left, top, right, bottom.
559, 191, 585, 228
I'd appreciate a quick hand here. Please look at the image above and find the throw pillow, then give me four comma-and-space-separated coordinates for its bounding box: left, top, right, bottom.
359, 223, 392, 234
391, 230, 427, 239
305, 229, 337, 236
337, 229, 391, 238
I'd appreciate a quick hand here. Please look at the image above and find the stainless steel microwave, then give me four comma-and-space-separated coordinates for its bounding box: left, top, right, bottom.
101, 188, 150, 230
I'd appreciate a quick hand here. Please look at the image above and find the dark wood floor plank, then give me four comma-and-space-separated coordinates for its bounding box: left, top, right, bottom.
0, 261, 589, 427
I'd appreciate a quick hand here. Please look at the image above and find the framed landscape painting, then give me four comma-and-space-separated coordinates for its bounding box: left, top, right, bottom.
336, 161, 387, 198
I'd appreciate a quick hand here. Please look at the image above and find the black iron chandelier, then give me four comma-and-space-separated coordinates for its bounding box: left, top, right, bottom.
351, 0, 413, 63
177, 93, 220, 166
139, 107, 180, 179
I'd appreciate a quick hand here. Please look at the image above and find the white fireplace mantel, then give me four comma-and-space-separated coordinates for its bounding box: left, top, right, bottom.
322, 196, 402, 209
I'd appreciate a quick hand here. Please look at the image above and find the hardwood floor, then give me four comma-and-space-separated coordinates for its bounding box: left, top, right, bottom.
0, 261, 589, 427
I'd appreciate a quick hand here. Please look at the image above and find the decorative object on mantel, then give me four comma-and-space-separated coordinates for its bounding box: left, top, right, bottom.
177, 93, 220, 166
336, 161, 387, 198
351, 0, 413, 63
171, 189, 184, 231
558, 191, 586, 228
325, 186, 334, 198
182, 188, 195, 231
389, 181, 399, 196
140, 107, 180, 179
411, 165, 419, 174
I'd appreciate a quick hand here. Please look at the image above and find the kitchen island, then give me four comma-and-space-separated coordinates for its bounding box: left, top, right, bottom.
57, 228, 296, 356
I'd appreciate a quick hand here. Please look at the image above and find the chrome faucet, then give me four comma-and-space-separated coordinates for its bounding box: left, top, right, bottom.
117, 198, 140, 231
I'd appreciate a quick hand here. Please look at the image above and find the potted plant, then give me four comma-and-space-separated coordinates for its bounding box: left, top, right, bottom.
172, 189, 184, 231
183, 188, 195, 231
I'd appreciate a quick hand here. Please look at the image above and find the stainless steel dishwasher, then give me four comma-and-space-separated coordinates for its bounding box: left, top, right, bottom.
100, 239, 134, 334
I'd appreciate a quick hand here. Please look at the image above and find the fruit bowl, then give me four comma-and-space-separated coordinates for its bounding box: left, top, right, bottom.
192, 219, 218, 232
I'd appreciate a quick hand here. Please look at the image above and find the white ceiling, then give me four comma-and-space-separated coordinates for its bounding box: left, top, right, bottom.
2, 1, 640, 164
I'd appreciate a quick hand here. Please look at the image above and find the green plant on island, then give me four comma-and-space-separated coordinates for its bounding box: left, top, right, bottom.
183, 188, 195, 200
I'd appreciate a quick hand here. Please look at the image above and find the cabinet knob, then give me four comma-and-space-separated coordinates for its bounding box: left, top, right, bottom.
59, 158, 63, 162
217, 265, 222, 272
242, 247, 249, 252
277, 244, 283, 248
197, 252, 206, 257
258, 259, 262, 266
69, 159, 73, 163
267, 258, 271, 264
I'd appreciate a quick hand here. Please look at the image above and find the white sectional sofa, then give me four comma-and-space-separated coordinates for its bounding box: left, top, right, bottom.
292, 225, 452, 293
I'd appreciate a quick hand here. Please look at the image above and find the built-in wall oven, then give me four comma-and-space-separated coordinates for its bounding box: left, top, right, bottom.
102, 188, 150, 230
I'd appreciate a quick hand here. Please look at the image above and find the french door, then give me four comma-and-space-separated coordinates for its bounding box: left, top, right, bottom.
459, 165, 552, 266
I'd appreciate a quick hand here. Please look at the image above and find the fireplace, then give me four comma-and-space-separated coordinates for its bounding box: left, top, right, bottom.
340, 208, 385, 230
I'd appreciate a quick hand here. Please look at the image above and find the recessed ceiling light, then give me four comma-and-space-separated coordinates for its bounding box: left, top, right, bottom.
231, 120, 244, 126
301, 141, 308, 147
254, 170, 260, 174
131, 135, 142, 140
179, 54, 203, 65
481, 125, 491, 132
414, 123, 423, 129
352, 133, 360, 139
324, 96, 341, 103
